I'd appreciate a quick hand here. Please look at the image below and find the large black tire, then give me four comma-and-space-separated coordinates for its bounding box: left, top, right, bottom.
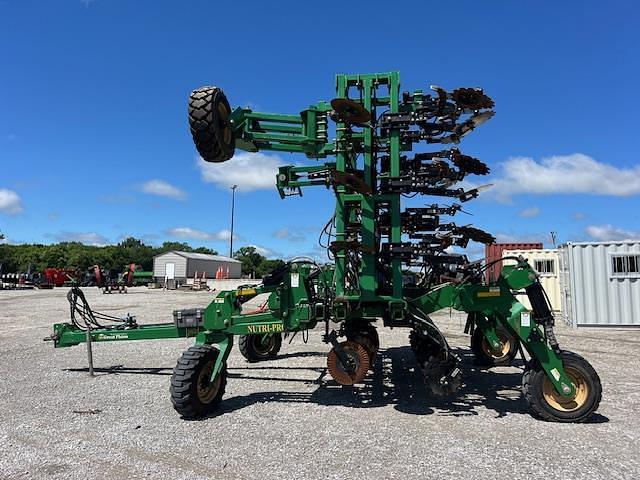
471, 326, 518, 367
522, 351, 602, 423
189, 86, 235, 162
170, 345, 227, 418
346, 321, 380, 365
238, 333, 282, 362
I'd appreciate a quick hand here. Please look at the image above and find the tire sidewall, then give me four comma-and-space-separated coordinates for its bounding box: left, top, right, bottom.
526, 352, 601, 422
189, 351, 224, 412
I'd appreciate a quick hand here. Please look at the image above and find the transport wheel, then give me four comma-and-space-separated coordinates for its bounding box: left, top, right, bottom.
327, 340, 370, 385
188, 86, 235, 162
170, 345, 227, 418
238, 333, 282, 362
471, 326, 518, 367
346, 322, 379, 365
522, 351, 602, 423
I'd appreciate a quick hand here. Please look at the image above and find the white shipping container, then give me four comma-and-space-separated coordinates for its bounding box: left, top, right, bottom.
559, 241, 640, 327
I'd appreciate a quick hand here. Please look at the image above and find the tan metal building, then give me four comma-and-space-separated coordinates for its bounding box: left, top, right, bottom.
502, 248, 562, 312
153, 251, 242, 283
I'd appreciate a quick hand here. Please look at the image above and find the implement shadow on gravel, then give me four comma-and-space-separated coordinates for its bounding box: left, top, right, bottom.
211, 346, 562, 420
65, 365, 174, 376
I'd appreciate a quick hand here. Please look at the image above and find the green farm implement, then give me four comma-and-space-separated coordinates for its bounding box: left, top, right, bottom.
49, 71, 601, 422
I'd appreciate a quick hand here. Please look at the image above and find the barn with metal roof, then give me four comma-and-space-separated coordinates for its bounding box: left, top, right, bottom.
153, 250, 242, 283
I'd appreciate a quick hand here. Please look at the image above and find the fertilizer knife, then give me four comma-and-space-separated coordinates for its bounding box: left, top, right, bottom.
49, 72, 601, 422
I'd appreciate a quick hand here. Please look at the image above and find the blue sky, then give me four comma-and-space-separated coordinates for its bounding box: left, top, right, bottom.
1, 0, 639, 259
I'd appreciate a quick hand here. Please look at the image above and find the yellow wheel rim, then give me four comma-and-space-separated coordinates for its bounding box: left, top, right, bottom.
217, 102, 232, 145
197, 360, 222, 404
217, 102, 229, 120
542, 367, 590, 412
481, 331, 511, 359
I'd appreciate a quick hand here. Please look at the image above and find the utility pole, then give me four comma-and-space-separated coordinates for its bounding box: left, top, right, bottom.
550, 231, 557, 248
229, 185, 237, 257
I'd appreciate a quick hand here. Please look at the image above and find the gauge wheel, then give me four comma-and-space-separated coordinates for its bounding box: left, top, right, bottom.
522, 351, 602, 423
346, 322, 380, 366
471, 326, 518, 367
170, 345, 227, 418
238, 333, 282, 362
189, 86, 235, 162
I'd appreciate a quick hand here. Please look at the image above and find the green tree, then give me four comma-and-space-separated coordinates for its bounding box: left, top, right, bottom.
257, 259, 285, 278
192, 246, 218, 255
234, 246, 264, 277
233, 246, 284, 278
0, 237, 232, 276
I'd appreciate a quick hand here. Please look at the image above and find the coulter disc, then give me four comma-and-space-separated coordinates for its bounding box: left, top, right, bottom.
327, 341, 370, 385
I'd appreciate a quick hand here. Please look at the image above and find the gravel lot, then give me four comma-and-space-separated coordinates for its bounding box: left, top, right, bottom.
0, 287, 638, 479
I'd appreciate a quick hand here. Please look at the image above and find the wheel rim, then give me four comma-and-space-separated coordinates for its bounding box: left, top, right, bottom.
251, 334, 274, 356
197, 360, 222, 404
481, 331, 511, 359
542, 367, 590, 412
217, 102, 232, 145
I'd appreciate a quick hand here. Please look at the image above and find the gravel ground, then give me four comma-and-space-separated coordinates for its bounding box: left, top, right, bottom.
0, 287, 638, 480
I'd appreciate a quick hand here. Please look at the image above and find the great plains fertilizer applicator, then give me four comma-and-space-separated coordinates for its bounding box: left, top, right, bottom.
49, 72, 602, 422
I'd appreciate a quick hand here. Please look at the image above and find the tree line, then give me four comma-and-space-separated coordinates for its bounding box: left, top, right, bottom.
0, 237, 284, 278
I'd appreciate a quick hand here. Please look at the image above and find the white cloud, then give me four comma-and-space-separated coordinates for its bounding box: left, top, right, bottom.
0, 189, 24, 214
166, 227, 238, 242
52, 232, 109, 246
518, 206, 540, 218
139, 179, 186, 200
251, 245, 273, 257
484, 154, 640, 203
214, 229, 233, 241
237, 244, 283, 259
247, 244, 285, 259
272, 228, 306, 242
198, 152, 284, 192
585, 224, 640, 242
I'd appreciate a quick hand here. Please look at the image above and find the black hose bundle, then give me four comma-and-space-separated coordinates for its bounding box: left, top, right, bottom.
67, 286, 131, 331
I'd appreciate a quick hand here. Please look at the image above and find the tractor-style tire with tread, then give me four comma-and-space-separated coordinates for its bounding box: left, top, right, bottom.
188, 86, 235, 162
470, 326, 519, 367
238, 333, 282, 362
170, 345, 227, 418
522, 350, 602, 423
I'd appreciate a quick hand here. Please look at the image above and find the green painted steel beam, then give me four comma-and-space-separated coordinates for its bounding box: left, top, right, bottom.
244, 112, 302, 123
51, 322, 197, 348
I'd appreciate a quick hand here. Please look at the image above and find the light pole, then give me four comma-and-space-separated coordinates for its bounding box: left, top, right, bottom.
229, 185, 237, 257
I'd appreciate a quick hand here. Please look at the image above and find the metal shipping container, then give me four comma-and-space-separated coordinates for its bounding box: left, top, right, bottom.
485, 242, 543, 283
153, 251, 242, 282
559, 241, 640, 327
502, 249, 562, 312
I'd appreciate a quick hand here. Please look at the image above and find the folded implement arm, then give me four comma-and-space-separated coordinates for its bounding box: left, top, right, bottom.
184, 73, 600, 422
